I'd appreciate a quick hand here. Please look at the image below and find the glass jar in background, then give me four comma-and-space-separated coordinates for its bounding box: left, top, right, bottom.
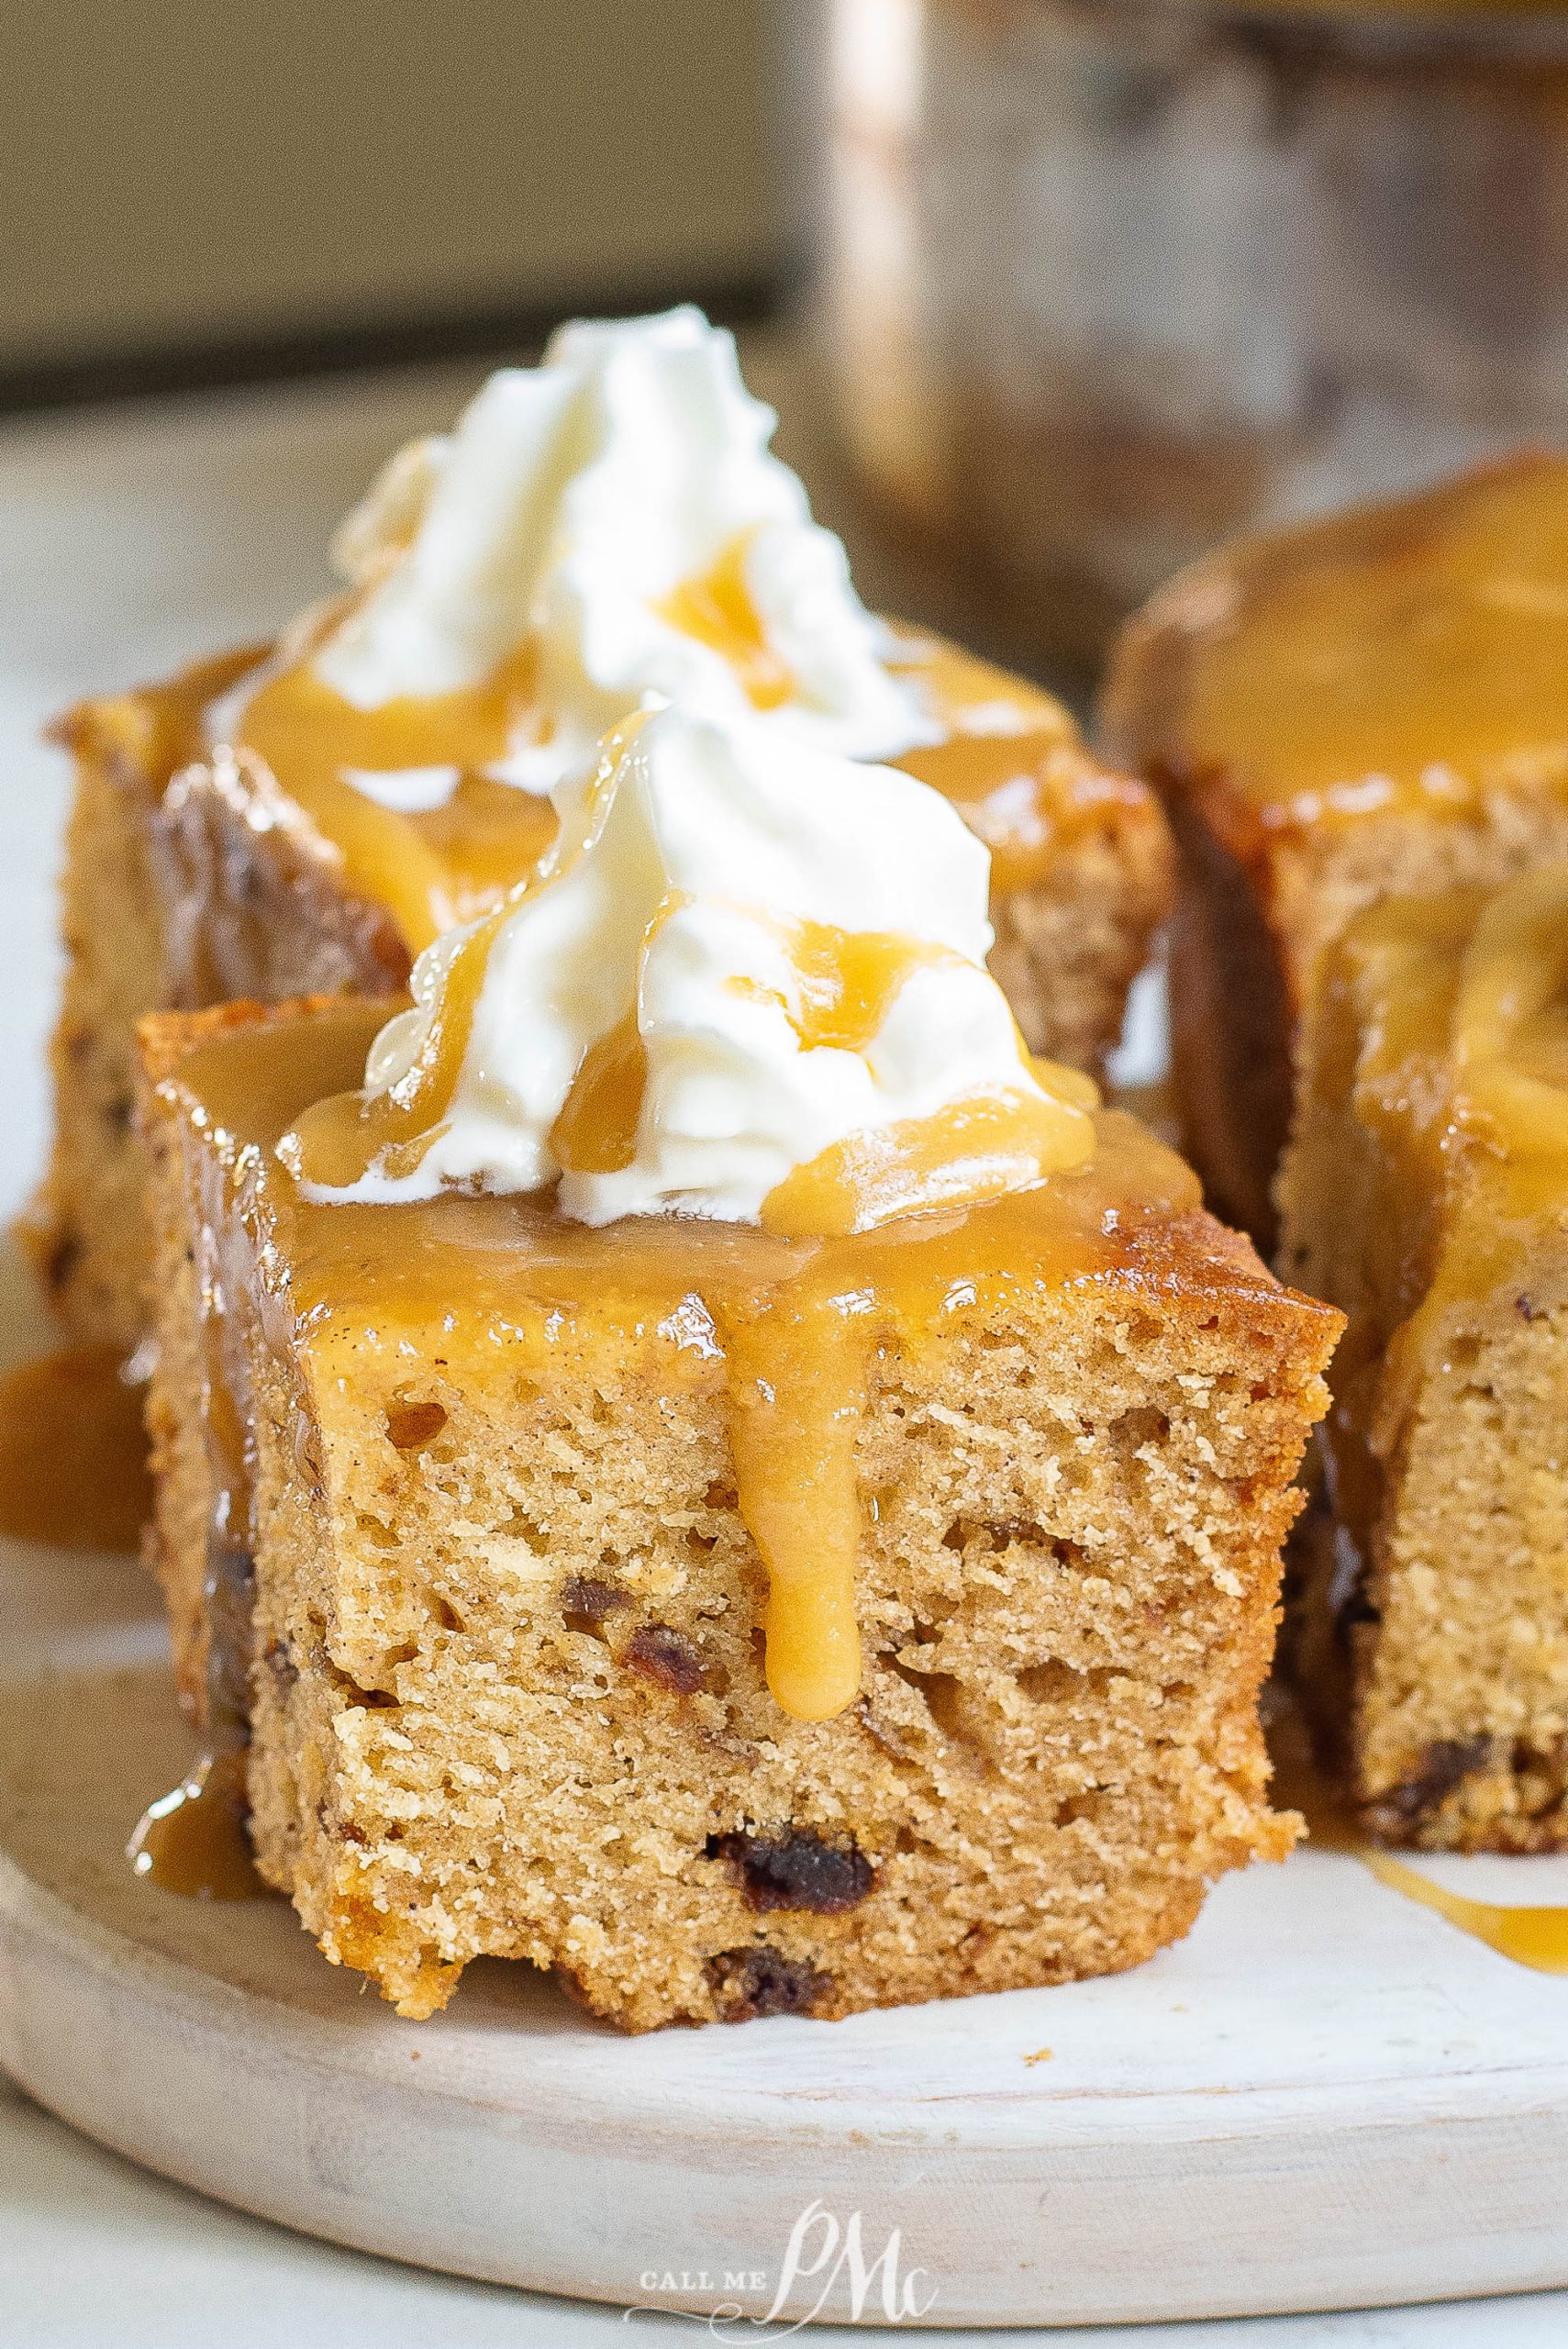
820, 0, 1568, 677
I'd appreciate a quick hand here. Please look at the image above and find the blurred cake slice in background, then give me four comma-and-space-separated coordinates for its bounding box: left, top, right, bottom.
1102, 453, 1568, 1245
1108, 457, 1568, 1852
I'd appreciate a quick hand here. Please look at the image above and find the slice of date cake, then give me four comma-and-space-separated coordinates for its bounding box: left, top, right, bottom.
135, 706, 1332, 2028
37, 310, 1169, 1356
1279, 867, 1568, 1851
140, 994, 1333, 2025
1102, 452, 1568, 1244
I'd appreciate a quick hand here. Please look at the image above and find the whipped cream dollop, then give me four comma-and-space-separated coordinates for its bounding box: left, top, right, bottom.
283, 708, 1096, 1230
289, 306, 935, 796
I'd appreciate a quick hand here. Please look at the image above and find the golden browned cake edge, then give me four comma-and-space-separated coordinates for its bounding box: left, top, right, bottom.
34, 689, 406, 1357
989, 774, 1173, 1076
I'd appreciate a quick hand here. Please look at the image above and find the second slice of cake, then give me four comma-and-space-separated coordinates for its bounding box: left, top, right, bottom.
139, 707, 1335, 2027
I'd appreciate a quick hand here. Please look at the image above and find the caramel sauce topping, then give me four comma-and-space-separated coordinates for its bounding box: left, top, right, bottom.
128, 1749, 263, 1900
891, 636, 1151, 893
165, 1001, 1197, 1725
96, 592, 1140, 975
654, 531, 795, 710
761, 1082, 1098, 1241
234, 645, 557, 954
0, 1345, 151, 1552
282, 902, 509, 1190
548, 1009, 648, 1176
781, 918, 943, 1053
1140, 456, 1568, 841
724, 1293, 867, 1720
1362, 1854, 1568, 1976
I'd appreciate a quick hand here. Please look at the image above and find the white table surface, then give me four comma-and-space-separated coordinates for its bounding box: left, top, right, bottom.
1, 360, 1565, 2348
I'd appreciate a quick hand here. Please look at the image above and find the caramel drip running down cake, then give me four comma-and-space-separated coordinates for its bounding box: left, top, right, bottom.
1101, 452, 1568, 1244
1280, 865, 1568, 1851
37, 306, 1170, 1355
139, 704, 1336, 2028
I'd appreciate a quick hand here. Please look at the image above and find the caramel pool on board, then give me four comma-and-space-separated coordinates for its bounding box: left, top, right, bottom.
0, 1344, 151, 1551
128, 1751, 264, 1902
1268, 1701, 1568, 1976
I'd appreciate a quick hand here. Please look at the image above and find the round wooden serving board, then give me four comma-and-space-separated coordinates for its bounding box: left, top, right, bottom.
4, 1526, 1568, 2328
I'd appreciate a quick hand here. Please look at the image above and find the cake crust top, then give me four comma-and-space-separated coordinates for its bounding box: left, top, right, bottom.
1104, 451, 1568, 852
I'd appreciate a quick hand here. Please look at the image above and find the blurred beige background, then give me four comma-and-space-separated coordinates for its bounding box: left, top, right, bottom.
0, 0, 783, 386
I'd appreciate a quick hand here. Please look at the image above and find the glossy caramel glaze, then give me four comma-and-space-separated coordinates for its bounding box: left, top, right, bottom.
655, 532, 795, 710
94, 607, 1149, 966
0, 1345, 150, 1551
234, 645, 558, 950
1106, 453, 1568, 852
285, 899, 1101, 1238
889, 634, 1153, 896
128, 1749, 263, 1899
284, 904, 508, 1191
760, 1082, 1098, 1241
549, 1008, 647, 1177
157, 997, 1208, 1723
1362, 1853, 1568, 1973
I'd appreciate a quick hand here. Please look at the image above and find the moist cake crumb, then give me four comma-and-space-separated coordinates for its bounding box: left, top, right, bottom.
138, 995, 1337, 2026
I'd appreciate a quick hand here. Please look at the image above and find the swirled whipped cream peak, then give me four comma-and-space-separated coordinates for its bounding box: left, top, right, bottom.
280, 707, 1098, 1233
261, 306, 935, 798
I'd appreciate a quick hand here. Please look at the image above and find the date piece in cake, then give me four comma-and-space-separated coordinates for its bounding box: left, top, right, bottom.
1279, 866, 1568, 1852
1102, 453, 1568, 1243
138, 994, 1335, 2028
